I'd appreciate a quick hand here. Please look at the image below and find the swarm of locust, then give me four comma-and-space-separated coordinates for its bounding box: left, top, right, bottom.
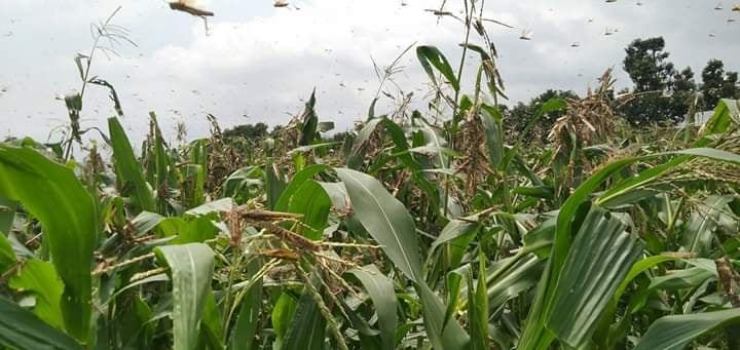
230, 206, 380, 350
456, 106, 493, 195
349, 119, 385, 169
271, 116, 302, 162
206, 114, 243, 194
548, 69, 618, 157
547, 69, 619, 192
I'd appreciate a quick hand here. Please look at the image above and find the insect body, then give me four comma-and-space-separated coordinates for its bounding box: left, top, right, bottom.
519, 29, 532, 40
169, 1, 214, 16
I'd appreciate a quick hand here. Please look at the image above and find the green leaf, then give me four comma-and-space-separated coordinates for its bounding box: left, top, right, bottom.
180, 139, 208, 209
299, 89, 319, 146
0, 230, 16, 274
0, 145, 97, 342
520, 147, 740, 350
9, 259, 64, 330
336, 168, 423, 281
416, 45, 460, 92
547, 207, 643, 347
272, 293, 297, 349
348, 265, 398, 350
443, 266, 468, 329
648, 265, 715, 291
701, 98, 739, 136
222, 166, 262, 200
418, 283, 470, 350
108, 117, 156, 213
519, 156, 639, 350
468, 252, 489, 350
379, 119, 440, 210
318, 181, 350, 212
419, 123, 449, 169
522, 216, 556, 258
598, 148, 740, 207
673, 147, 740, 163
229, 272, 262, 350
200, 291, 225, 350
265, 160, 285, 210
287, 180, 331, 240
512, 186, 554, 200
116, 295, 155, 349
461, 44, 504, 99
367, 97, 379, 120
108, 273, 169, 302
486, 254, 544, 311
275, 164, 329, 211
347, 118, 384, 169
275, 164, 331, 240
481, 104, 505, 169
185, 198, 235, 216
154, 243, 216, 350
614, 254, 682, 303
682, 195, 733, 256
633, 308, 740, 350
336, 168, 468, 349
0, 197, 15, 235
593, 254, 680, 347
430, 219, 480, 253
131, 211, 165, 236
172, 217, 219, 244
343, 303, 382, 350
146, 112, 175, 213
183, 164, 206, 209
283, 289, 326, 350
0, 297, 83, 350
429, 218, 480, 276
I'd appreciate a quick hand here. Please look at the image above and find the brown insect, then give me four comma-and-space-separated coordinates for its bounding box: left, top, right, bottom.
169, 1, 214, 17
239, 207, 303, 222
274, 0, 289, 8
715, 257, 740, 307
260, 248, 300, 261
519, 29, 532, 40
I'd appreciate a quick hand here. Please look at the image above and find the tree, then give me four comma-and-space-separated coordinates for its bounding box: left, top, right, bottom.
720, 71, 739, 101
222, 122, 269, 141
673, 67, 696, 92
701, 59, 739, 108
669, 67, 698, 119
221, 122, 270, 155
620, 37, 694, 124
623, 37, 675, 93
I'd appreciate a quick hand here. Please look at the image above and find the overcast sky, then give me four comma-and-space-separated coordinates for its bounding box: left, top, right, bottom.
1, 0, 739, 143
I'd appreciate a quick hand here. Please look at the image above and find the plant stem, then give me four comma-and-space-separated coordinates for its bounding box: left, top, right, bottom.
444, 0, 475, 217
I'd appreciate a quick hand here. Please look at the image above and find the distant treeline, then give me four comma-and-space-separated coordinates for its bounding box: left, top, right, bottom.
223, 36, 739, 145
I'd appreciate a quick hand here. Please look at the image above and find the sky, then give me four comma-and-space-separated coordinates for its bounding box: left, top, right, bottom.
1, 0, 739, 144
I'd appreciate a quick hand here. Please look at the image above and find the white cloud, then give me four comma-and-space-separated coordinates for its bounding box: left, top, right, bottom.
1, 0, 738, 143
107, 0, 469, 139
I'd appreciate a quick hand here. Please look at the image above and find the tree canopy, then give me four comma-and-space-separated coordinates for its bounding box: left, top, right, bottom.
701, 59, 740, 108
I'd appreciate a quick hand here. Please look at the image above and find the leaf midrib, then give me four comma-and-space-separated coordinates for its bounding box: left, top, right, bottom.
346, 173, 418, 282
